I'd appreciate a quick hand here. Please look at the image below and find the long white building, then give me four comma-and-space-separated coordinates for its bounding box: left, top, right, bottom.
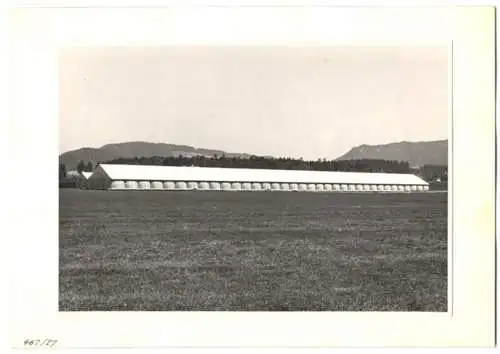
86, 164, 430, 192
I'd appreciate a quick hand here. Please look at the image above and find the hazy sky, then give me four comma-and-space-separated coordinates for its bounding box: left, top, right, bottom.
59, 46, 448, 160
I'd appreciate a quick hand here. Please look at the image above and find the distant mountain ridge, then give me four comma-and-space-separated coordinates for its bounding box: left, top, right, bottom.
59, 139, 448, 170
59, 142, 257, 170
335, 140, 448, 167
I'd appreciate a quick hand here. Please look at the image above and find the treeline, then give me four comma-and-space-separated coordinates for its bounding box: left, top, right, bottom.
418, 164, 448, 182
60, 155, 447, 183
104, 155, 412, 173
59, 161, 93, 187
77, 161, 93, 173
59, 163, 75, 187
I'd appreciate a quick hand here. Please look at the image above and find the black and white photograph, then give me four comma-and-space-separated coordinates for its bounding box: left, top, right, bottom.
58, 45, 449, 312
8, 4, 497, 350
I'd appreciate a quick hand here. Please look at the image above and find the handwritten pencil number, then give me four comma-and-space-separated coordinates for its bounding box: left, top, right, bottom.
24, 339, 57, 348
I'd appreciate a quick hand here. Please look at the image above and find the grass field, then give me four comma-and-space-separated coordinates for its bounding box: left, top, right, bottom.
59, 189, 447, 311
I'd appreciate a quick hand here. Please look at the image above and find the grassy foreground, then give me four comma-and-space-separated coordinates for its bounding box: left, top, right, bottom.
59, 190, 447, 311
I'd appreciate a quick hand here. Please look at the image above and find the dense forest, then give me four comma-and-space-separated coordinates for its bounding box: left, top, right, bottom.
104, 155, 412, 173
60, 155, 447, 183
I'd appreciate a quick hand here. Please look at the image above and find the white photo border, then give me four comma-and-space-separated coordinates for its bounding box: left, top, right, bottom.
7, 6, 495, 348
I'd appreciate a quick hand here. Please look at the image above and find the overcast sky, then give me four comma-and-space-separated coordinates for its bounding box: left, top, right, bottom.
59, 46, 448, 160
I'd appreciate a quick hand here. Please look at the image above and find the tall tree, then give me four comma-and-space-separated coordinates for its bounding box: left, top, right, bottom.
59, 164, 66, 180
77, 160, 85, 174
85, 161, 93, 172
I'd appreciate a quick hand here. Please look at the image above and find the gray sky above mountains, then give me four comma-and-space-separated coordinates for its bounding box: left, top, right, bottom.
60, 46, 448, 160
